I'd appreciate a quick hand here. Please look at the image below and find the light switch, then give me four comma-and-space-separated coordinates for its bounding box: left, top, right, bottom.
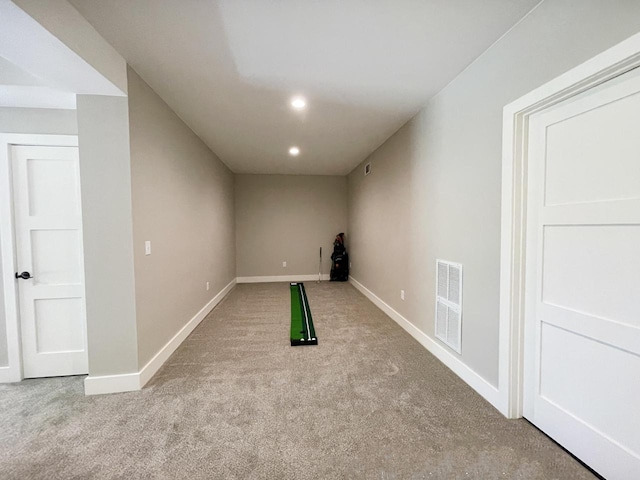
145, 241, 151, 255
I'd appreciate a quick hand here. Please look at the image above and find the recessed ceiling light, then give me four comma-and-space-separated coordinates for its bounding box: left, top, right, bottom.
290, 96, 306, 110
289, 146, 300, 156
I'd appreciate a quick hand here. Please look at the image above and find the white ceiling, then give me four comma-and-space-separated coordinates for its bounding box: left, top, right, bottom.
0, 56, 43, 87
0, 0, 124, 109
0, 83, 77, 109
70, 0, 539, 175
0, 56, 76, 109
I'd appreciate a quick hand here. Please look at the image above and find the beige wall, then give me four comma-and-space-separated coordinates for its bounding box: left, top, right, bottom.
348, 0, 640, 387
77, 94, 139, 376
127, 68, 236, 368
0, 107, 78, 368
0, 107, 77, 135
235, 175, 347, 278
0, 248, 5, 367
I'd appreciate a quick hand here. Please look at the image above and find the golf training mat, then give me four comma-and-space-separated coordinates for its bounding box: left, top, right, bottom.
290, 282, 318, 346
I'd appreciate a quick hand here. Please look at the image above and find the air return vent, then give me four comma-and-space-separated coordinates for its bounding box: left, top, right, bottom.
364, 162, 371, 176
435, 260, 462, 353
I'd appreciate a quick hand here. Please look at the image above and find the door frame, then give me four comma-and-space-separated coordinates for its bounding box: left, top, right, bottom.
498, 32, 640, 419
0, 133, 79, 383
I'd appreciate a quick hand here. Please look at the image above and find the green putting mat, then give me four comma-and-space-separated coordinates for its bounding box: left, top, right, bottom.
290, 282, 317, 346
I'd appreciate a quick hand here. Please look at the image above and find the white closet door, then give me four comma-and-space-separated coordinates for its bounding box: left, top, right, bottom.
12, 145, 88, 378
524, 68, 640, 480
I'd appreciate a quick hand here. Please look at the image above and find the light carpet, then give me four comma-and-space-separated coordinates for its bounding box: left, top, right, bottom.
0, 282, 595, 479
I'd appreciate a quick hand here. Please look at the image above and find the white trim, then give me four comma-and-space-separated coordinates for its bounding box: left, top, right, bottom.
138, 278, 236, 387
499, 32, 640, 418
0, 366, 16, 383
84, 372, 140, 396
237, 274, 330, 283
297, 283, 312, 341
84, 278, 236, 395
0, 134, 78, 384
349, 276, 501, 410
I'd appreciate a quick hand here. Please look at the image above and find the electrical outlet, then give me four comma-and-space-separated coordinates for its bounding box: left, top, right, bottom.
282, 261, 287, 268
400, 290, 405, 301
206, 282, 210, 291
145, 241, 151, 256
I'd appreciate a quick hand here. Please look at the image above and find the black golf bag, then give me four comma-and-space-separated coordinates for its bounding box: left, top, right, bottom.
330, 233, 349, 281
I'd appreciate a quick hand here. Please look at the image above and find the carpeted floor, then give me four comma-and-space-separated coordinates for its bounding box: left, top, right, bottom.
0, 282, 595, 479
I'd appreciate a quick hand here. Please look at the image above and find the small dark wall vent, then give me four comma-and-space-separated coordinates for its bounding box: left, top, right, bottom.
364, 162, 371, 176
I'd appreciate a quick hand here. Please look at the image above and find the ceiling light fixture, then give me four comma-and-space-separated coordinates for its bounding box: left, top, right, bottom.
290, 96, 306, 110
289, 146, 300, 156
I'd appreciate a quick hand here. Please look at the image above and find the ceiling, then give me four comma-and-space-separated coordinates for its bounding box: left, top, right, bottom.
0, 56, 77, 109
70, 0, 539, 175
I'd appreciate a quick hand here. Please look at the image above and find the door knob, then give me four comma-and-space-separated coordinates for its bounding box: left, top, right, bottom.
15, 271, 33, 280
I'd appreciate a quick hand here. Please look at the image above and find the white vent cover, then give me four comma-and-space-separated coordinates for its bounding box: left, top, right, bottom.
364, 162, 371, 176
435, 260, 462, 353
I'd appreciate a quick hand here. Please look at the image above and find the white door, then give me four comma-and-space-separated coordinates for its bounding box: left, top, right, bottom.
11, 145, 88, 378
524, 68, 640, 479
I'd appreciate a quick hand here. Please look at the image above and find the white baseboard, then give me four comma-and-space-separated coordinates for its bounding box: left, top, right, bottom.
84, 278, 236, 396
138, 278, 236, 387
84, 372, 140, 395
237, 274, 330, 283
0, 365, 21, 383
349, 276, 501, 411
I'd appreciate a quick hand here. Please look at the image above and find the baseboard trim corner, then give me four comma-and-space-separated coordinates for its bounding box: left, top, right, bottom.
0, 365, 21, 383
349, 276, 501, 410
84, 372, 140, 396
237, 274, 330, 283
84, 278, 236, 396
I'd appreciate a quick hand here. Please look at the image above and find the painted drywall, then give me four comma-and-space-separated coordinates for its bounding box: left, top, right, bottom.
0, 253, 6, 367
127, 67, 236, 368
0, 107, 78, 368
77, 94, 138, 376
11, 0, 127, 95
348, 0, 640, 387
0, 107, 77, 135
235, 174, 347, 278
